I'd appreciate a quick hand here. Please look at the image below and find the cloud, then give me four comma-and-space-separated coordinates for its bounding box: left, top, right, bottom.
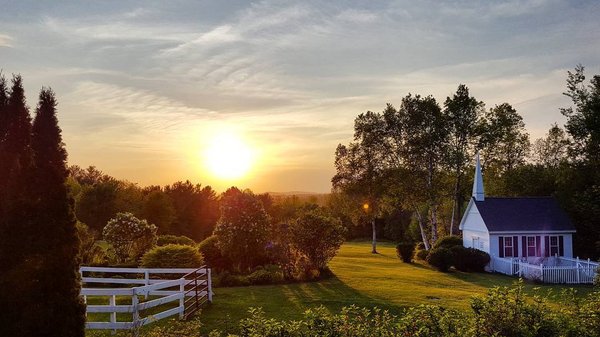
0, 33, 13, 47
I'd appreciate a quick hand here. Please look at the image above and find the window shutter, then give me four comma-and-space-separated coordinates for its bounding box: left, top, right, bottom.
521, 236, 527, 257
535, 236, 541, 257
499, 237, 504, 258
544, 236, 550, 257
513, 236, 518, 257
559, 236, 564, 256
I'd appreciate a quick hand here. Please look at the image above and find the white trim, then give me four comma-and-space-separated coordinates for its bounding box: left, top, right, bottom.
458, 198, 475, 231
489, 230, 575, 234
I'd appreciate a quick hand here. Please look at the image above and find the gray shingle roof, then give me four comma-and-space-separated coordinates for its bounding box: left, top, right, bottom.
474, 197, 576, 232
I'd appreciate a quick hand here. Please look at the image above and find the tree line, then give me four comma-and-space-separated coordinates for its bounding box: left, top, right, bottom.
332, 65, 600, 259
68, 165, 329, 243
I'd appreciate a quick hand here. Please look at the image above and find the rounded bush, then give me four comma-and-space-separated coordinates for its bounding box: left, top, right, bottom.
198, 235, 230, 271
396, 242, 416, 263
433, 236, 463, 250
140, 244, 204, 268
157, 235, 195, 246
426, 247, 453, 272
247, 266, 284, 285
451, 246, 490, 272
415, 248, 429, 261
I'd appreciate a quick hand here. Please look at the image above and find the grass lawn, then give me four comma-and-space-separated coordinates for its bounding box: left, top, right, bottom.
86, 241, 596, 336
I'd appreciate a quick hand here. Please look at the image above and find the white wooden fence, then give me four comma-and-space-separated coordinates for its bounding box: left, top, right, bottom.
490, 256, 599, 284
80, 266, 212, 331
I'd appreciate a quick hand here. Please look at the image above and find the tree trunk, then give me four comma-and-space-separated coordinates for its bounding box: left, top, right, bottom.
449, 167, 461, 235
427, 159, 438, 243
430, 206, 438, 243
413, 205, 430, 250
371, 219, 377, 254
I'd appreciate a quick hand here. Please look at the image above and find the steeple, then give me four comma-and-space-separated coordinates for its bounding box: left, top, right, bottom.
472, 152, 485, 201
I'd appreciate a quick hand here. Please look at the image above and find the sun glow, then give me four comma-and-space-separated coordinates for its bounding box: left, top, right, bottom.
203, 131, 254, 180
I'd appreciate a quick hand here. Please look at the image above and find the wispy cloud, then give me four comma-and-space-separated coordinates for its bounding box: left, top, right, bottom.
0, 33, 13, 47
0, 0, 598, 191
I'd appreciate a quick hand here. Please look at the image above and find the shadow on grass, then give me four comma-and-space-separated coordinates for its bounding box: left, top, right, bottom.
200, 274, 403, 334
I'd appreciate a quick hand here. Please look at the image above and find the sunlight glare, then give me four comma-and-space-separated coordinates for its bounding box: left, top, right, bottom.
203, 132, 254, 180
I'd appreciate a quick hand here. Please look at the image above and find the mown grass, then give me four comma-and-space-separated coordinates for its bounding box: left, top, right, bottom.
86, 241, 596, 336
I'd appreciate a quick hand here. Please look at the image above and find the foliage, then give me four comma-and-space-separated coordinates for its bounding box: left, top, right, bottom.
141, 189, 176, 234
140, 244, 204, 268
396, 242, 415, 263
156, 234, 195, 246
532, 123, 570, 167
0, 81, 86, 336
471, 280, 561, 337
164, 180, 219, 240
206, 281, 600, 337
332, 110, 390, 253
76, 222, 107, 265
444, 84, 484, 233
415, 248, 429, 261
433, 235, 463, 249
198, 235, 230, 271
561, 64, 600, 164
426, 247, 453, 272
450, 246, 490, 272
246, 265, 285, 285
288, 209, 346, 270
478, 102, 530, 173
102, 212, 157, 263
214, 188, 271, 271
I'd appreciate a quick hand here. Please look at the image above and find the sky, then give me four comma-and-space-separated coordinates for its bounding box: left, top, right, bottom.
0, 0, 599, 193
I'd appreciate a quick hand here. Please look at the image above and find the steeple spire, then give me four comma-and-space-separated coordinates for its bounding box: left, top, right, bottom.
472, 152, 485, 201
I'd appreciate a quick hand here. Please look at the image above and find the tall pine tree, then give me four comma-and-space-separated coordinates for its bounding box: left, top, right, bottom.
0, 75, 35, 336
28, 88, 86, 336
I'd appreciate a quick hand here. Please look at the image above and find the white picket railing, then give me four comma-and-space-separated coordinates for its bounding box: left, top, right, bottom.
80, 266, 212, 331
490, 256, 599, 284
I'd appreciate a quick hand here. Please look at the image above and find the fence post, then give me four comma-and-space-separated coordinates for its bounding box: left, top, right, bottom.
144, 270, 150, 300
110, 294, 117, 334
132, 288, 140, 335
576, 257, 580, 283
540, 263, 544, 283
179, 279, 185, 319
207, 268, 213, 303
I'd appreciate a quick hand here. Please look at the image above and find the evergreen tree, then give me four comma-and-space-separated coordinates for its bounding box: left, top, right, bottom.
28, 88, 86, 336
0, 75, 35, 336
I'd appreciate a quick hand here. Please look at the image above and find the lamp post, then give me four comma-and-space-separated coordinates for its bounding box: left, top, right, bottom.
363, 202, 377, 254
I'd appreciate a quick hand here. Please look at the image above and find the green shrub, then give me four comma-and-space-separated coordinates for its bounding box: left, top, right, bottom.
247, 265, 284, 285
140, 244, 204, 268
427, 248, 453, 272
471, 280, 562, 337
218, 271, 250, 287
396, 242, 416, 263
198, 235, 230, 271
415, 248, 429, 261
451, 246, 490, 272
156, 235, 195, 246
433, 235, 463, 249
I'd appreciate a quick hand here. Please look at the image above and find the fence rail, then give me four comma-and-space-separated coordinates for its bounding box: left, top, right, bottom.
490, 256, 599, 284
80, 266, 212, 331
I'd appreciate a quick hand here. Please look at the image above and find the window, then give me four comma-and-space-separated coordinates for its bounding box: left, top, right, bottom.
504, 236, 513, 257
472, 237, 483, 250
549, 236, 560, 256
527, 236, 537, 257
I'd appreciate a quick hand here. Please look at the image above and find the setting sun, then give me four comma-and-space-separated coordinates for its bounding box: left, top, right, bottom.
203, 132, 254, 180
